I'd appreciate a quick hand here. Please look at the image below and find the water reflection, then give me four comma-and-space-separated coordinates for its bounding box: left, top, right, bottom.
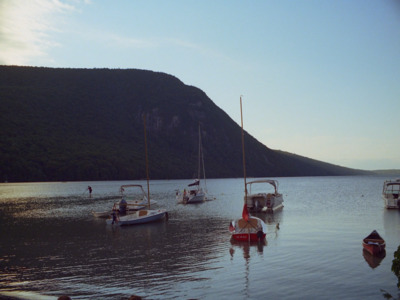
383, 209, 400, 244
2, 177, 400, 299
229, 239, 266, 258
228, 239, 266, 299
362, 249, 386, 269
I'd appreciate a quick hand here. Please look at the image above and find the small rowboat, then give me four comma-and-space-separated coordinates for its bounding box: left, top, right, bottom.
362, 230, 385, 256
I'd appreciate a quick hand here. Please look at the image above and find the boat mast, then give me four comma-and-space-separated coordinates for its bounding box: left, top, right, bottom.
200, 127, 207, 190
197, 124, 201, 181
240, 96, 248, 198
143, 114, 150, 209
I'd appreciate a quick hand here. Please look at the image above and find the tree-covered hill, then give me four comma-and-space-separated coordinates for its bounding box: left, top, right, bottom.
0, 66, 370, 182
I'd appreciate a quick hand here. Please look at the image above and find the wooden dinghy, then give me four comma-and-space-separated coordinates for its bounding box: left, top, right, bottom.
362, 230, 385, 256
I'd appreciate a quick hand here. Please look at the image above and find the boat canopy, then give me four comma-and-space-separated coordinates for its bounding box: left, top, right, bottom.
386, 181, 400, 186
383, 179, 400, 192
120, 184, 145, 192
246, 179, 279, 194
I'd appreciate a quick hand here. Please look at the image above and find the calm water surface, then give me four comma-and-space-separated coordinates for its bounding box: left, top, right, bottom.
0, 176, 399, 299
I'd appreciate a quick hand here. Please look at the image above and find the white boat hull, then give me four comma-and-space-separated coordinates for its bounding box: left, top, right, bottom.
176, 188, 206, 204
106, 209, 167, 226
382, 195, 400, 209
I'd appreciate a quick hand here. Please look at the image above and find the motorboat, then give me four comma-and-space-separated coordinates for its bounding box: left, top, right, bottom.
382, 179, 400, 209
176, 125, 208, 204
362, 230, 386, 256
106, 209, 168, 226
245, 179, 284, 213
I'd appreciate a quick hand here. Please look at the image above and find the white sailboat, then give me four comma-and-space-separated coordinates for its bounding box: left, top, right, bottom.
176, 125, 208, 204
106, 114, 168, 226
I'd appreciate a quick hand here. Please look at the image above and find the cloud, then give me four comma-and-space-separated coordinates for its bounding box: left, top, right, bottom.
0, 0, 77, 65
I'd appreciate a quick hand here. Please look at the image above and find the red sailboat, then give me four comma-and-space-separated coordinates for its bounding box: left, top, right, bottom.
230, 203, 267, 242
229, 96, 267, 243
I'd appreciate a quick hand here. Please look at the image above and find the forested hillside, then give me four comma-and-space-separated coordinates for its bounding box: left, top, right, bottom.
0, 66, 370, 182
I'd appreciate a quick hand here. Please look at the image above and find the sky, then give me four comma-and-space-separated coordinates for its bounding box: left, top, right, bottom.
1, 0, 399, 171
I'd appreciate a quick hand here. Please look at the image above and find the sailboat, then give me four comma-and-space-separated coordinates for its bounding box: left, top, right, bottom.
106, 115, 168, 226
229, 96, 267, 242
176, 124, 208, 204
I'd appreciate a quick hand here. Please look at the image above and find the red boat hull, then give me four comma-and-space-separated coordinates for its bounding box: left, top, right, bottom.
232, 232, 266, 242
362, 242, 385, 256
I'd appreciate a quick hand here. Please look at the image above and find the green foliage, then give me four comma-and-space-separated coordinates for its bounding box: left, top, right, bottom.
0, 66, 372, 182
393, 245, 400, 289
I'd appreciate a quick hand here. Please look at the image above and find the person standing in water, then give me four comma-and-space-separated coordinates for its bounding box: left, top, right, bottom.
88, 186, 92, 197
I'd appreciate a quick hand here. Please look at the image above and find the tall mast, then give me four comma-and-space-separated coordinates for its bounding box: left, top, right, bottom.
197, 124, 201, 180
143, 114, 150, 209
240, 96, 247, 198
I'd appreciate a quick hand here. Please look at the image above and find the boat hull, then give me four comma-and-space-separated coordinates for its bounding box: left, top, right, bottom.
382, 195, 400, 209
362, 242, 385, 256
229, 216, 267, 242
186, 192, 206, 203
106, 209, 167, 226
177, 188, 207, 204
231, 232, 266, 242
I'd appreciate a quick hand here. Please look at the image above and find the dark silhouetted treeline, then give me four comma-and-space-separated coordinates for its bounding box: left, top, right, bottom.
0, 66, 371, 182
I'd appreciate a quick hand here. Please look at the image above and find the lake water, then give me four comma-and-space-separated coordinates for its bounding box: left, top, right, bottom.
0, 176, 399, 300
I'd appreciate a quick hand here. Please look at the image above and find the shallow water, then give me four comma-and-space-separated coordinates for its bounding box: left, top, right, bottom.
0, 176, 399, 299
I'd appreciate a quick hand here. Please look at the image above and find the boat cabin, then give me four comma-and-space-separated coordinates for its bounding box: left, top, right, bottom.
383, 179, 400, 199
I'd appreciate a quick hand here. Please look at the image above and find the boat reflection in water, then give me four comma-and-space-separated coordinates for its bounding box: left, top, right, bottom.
230, 237, 266, 257
229, 238, 266, 299
362, 249, 386, 269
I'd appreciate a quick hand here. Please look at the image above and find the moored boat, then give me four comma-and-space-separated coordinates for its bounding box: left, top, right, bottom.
176, 125, 208, 204
382, 179, 400, 209
245, 179, 284, 213
106, 209, 168, 226
230, 204, 267, 242
362, 230, 386, 256
229, 97, 267, 243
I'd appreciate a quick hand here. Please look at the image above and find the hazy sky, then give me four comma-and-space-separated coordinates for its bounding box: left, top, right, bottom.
1, 0, 399, 170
